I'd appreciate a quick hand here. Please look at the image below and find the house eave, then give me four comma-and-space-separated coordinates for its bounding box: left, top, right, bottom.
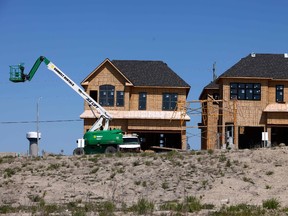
80, 110, 190, 121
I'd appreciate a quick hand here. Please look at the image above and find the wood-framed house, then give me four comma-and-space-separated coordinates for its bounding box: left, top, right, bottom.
199, 53, 288, 149
80, 58, 190, 150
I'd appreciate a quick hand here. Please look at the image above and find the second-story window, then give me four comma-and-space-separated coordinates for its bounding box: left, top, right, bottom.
139, 92, 147, 110
230, 83, 261, 100
90, 90, 98, 102
116, 91, 124, 106
163, 93, 178, 110
99, 85, 114, 106
276, 85, 284, 102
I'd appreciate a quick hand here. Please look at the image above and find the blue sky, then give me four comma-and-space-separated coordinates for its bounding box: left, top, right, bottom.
1, 0, 288, 154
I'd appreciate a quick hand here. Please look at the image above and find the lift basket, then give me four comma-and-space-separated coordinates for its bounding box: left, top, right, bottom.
9, 64, 24, 82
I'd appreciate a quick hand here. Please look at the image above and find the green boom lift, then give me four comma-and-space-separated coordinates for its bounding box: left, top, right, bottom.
9, 56, 123, 154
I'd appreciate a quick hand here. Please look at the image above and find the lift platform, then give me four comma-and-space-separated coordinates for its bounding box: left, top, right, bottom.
9, 64, 25, 82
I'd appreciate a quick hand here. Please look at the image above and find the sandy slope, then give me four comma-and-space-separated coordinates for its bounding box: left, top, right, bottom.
1, 147, 288, 214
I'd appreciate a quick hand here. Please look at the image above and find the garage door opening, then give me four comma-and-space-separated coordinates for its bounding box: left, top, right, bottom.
238, 126, 263, 149
271, 127, 288, 146
136, 132, 182, 150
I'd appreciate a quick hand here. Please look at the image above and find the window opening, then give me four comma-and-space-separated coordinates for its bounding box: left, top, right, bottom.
99, 85, 115, 106
163, 93, 178, 110
139, 92, 147, 110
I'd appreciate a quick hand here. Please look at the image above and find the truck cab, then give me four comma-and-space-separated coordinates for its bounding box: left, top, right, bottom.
118, 134, 141, 152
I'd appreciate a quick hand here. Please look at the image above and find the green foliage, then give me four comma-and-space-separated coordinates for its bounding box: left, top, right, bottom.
225, 159, 232, 167
211, 203, 266, 216
265, 185, 272, 189
162, 181, 169, 189
207, 149, 214, 155
242, 176, 255, 184
0, 155, 15, 164
219, 154, 227, 162
262, 198, 280, 209
72, 210, 86, 216
28, 194, 42, 202
47, 163, 60, 170
88, 156, 100, 163
115, 151, 123, 158
140, 152, 155, 157
132, 160, 140, 166
265, 171, 274, 176
134, 180, 141, 186
98, 201, 115, 215
4, 168, 16, 178
129, 198, 154, 215
160, 196, 203, 213
164, 150, 184, 160
42, 204, 60, 214
184, 196, 202, 212
144, 160, 153, 166
0, 205, 12, 214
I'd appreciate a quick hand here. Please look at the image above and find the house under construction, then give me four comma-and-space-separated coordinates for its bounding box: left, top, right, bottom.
199, 53, 288, 149
80, 58, 191, 150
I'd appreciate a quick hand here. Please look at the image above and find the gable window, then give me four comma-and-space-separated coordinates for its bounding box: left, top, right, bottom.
99, 85, 114, 106
163, 93, 178, 110
276, 85, 284, 102
139, 92, 147, 110
116, 91, 124, 106
230, 83, 261, 100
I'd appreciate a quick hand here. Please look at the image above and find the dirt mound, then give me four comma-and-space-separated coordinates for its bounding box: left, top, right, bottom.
1, 147, 288, 215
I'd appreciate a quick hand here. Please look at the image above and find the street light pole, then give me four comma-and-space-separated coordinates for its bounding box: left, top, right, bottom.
37, 97, 42, 156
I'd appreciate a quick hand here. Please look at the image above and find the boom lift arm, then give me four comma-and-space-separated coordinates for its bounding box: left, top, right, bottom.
10, 56, 111, 131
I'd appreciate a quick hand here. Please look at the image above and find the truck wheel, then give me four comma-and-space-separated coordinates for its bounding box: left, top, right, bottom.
105, 146, 117, 154
73, 148, 84, 155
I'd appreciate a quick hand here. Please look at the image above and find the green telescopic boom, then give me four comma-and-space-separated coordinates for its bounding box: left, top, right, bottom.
9, 56, 50, 82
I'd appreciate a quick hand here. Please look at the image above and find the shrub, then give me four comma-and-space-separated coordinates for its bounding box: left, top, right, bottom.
160, 201, 183, 212
28, 194, 42, 202
47, 163, 60, 170
162, 181, 169, 189
129, 198, 154, 215
219, 154, 227, 162
4, 168, 16, 178
265, 171, 274, 176
262, 198, 280, 209
88, 156, 99, 163
99, 201, 115, 214
185, 196, 202, 212
225, 159, 232, 167
212, 203, 265, 216
207, 149, 214, 155
0, 205, 12, 214
160, 196, 203, 213
133, 160, 140, 166
243, 177, 254, 184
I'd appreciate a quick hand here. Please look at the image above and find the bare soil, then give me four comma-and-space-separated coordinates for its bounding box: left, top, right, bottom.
1, 147, 288, 215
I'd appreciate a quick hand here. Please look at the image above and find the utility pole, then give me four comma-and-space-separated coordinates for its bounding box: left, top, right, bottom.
213, 62, 217, 81
37, 97, 42, 156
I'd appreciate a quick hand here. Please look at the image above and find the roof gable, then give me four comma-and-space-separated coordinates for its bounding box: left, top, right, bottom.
219, 53, 288, 79
81, 58, 133, 86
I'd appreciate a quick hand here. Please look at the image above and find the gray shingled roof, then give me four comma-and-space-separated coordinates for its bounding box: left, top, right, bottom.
203, 80, 219, 89
111, 60, 190, 88
220, 53, 288, 79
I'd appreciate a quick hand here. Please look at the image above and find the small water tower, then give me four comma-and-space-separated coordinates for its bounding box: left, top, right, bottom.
26, 132, 41, 157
